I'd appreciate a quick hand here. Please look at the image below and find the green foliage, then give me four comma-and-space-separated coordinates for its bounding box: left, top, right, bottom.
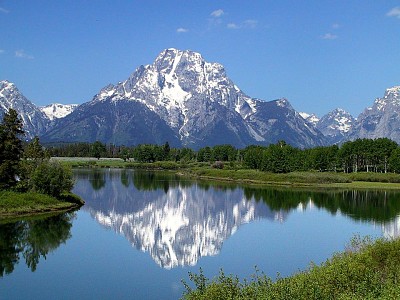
24, 136, 47, 162
90, 141, 107, 160
0, 108, 24, 189
243, 145, 264, 170
389, 148, 400, 173
29, 162, 74, 197
182, 237, 400, 299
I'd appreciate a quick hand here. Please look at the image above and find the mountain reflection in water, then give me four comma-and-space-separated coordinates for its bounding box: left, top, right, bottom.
73, 169, 400, 269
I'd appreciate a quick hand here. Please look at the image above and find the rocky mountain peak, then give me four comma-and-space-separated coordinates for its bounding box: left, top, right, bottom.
299, 112, 320, 127
0, 80, 49, 139
0, 80, 20, 102
40, 103, 78, 121
372, 86, 400, 111
0, 79, 14, 89
316, 108, 355, 144
274, 98, 292, 109
384, 86, 400, 99
42, 49, 328, 148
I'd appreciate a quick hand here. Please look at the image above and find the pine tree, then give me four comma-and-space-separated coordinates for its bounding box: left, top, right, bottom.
0, 109, 25, 189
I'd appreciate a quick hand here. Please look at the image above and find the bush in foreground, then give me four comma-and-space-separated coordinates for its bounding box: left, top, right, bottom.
182, 236, 400, 299
29, 162, 74, 198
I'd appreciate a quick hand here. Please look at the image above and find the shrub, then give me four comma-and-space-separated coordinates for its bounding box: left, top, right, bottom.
182, 236, 400, 299
30, 161, 74, 198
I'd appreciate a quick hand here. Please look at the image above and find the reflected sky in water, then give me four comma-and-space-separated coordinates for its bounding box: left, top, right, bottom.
1, 168, 400, 299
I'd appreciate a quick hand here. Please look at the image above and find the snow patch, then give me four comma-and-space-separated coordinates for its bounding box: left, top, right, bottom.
40, 103, 78, 120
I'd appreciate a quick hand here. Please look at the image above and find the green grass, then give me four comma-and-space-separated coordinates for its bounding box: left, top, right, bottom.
347, 172, 400, 183
182, 236, 400, 300
187, 168, 351, 184
54, 158, 400, 189
0, 190, 82, 219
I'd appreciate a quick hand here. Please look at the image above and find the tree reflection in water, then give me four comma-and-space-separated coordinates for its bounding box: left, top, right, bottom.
73, 169, 400, 268
243, 187, 400, 223
0, 212, 75, 276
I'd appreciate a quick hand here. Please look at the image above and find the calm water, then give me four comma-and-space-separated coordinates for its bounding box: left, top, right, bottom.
2, 169, 400, 299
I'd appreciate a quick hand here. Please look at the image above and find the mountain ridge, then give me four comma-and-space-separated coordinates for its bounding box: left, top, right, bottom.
1, 49, 399, 148
41, 48, 327, 148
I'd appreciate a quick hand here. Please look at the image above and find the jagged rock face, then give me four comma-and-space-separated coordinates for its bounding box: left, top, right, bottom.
247, 98, 327, 148
347, 86, 400, 142
316, 108, 355, 144
40, 103, 78, 121
0, 80, 49, 139
41, 99, 181, 146
44, 48, 327, 148
299, 112, 320, 127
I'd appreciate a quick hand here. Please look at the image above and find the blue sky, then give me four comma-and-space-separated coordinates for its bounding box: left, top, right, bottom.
0, 1, 399, 117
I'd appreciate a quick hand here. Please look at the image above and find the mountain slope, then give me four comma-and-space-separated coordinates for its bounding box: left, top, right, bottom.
41, 99, 182, 146
0, 80, 49, 139
316, 108, 355, 144
44, 49, 327, 148
347, 86, 400, 142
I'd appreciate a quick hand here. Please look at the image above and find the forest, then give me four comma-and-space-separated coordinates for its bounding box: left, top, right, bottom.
46, 137, 400, 174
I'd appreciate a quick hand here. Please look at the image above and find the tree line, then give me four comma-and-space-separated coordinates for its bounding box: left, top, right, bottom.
46, 137, 400, 173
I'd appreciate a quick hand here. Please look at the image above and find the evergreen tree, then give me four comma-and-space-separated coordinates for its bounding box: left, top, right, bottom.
0, 109, 24, 189
163, 141, 171, 160
90, 141, 107, 160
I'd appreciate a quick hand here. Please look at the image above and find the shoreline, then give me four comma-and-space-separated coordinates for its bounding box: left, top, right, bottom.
52, 157, 400, 191
183, 172, 400, 190
0, 191, 85, 221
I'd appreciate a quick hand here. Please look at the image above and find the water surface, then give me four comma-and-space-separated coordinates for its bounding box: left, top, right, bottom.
1, 169, 400, 299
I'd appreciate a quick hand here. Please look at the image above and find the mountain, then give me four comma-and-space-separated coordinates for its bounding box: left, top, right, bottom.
316, 108, 355, 144
0, 80, 49, 139
42, 49, 327, 148
299, 112, 320, 127
41, 99, 182, 146
347, 86, 400, 143
40, 103, 78, 121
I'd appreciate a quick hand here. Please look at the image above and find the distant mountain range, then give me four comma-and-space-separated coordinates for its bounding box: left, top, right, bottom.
0, 48, 399, 147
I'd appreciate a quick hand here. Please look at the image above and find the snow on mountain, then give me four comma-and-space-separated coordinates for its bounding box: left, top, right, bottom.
94, 48, 257, 141
316, 108, 355, 144
43, 48, 327, 148
40, 103, 78, 120
0, 80, 49, 139
299, 112, 320, 126
347, 86, 400, 143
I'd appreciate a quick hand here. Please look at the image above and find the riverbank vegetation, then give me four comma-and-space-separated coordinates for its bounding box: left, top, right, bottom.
0, 191, 80, 219
47, 138, 400, 175
181, 236, 400, 299
0, 109, 82, 218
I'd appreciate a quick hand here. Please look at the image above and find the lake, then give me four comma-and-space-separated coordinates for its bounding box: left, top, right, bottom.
1, 169, 400, 299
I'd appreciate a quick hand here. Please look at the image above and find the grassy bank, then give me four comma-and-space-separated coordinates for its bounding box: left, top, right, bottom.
182, 236, 400, 299
0, 191, 84, 220
53, 157, 400, 189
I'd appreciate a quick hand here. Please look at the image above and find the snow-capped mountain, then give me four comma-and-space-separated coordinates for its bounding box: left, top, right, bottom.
40, 103, 78, 121
42, 49, 327, 148
299, 112, 320, 127
316, 108, 355, 144
0, 80, 49, 139
347, 86, 400, 142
